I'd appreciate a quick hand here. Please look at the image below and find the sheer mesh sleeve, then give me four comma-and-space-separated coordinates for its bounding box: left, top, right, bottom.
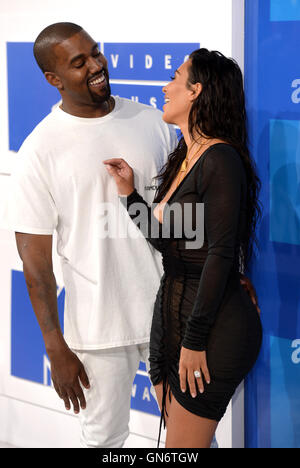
120, 189, 168, 253
182, 146, 245, 351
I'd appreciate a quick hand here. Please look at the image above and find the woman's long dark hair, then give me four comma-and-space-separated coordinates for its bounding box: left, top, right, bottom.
154, 48, 261, 269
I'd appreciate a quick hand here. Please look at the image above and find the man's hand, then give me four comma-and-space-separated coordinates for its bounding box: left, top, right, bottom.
240, 274, 261, 315
49, 345, 90, 414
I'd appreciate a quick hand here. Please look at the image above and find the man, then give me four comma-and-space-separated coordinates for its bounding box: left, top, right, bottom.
9, 22, 177, 448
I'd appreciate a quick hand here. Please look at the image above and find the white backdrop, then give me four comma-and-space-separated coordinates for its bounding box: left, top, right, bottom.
0, 0, 245, 448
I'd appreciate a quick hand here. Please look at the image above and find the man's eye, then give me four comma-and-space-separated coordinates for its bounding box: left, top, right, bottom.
74, 62, 84, 68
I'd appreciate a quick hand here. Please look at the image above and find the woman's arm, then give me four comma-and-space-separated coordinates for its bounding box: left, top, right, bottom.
178, 146, 245, 396
103, 158, 168, 252
182, 146, 245, 351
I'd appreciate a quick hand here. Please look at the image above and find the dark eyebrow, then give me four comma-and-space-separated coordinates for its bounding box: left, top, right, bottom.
70, 43, 100, 64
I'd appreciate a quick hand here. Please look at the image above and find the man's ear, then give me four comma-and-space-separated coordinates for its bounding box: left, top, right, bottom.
44, 72, 63, 90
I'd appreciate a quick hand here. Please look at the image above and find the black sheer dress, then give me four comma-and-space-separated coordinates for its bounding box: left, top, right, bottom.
122, 144, 262, 442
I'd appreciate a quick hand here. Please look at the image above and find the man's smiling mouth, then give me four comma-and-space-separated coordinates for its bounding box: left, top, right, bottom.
88, 71, 107, 87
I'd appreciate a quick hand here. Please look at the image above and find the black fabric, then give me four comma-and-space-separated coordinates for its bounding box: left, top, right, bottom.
122, 143, 262, 438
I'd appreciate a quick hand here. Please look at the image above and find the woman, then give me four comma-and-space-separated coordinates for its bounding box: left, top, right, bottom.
104, 48, 263, 448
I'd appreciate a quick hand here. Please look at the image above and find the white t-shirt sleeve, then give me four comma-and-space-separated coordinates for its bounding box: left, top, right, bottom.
168, 124, 179, 154
7, 142, 57, 235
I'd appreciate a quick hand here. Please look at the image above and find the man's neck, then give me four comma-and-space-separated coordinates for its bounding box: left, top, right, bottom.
60, 96, 115, 118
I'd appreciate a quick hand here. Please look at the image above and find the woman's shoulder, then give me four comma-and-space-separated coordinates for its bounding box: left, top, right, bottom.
194, 142, 246, 196
200, 142, 244, 174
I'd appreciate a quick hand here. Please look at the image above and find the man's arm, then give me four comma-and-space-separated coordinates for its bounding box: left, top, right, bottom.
15, 232, 90, 413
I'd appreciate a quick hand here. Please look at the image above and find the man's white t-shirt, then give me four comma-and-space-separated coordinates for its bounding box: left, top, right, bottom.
8, 96, 178, 350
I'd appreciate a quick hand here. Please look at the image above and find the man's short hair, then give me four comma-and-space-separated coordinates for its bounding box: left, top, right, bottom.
33, 22, 83, 73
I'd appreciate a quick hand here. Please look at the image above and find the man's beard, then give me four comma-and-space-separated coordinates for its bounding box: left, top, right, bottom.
89, 81, 111, 104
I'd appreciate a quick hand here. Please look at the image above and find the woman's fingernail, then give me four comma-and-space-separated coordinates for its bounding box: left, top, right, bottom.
192, 393, 196, 398
181, 388, 186, 393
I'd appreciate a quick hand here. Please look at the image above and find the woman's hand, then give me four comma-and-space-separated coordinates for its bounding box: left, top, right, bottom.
103, 158, 135, 196
179, 346, 211, 397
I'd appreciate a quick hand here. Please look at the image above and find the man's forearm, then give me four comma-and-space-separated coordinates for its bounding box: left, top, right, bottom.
22, 258, 90, 413
14, 234, 89, 413
23, 262, 67, 354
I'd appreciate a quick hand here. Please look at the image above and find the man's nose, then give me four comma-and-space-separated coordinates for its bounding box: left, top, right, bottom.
87, 56, 103, 74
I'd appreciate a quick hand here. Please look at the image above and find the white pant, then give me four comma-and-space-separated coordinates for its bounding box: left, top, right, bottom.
73, 343, 150, 448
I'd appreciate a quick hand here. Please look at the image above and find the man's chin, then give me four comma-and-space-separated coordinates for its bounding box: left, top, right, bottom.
90, 85, 111, 104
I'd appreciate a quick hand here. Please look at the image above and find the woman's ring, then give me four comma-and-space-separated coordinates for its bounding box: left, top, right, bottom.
194, 370, 201, 379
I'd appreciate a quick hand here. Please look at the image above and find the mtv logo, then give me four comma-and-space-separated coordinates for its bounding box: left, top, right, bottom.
270, 0, 300, 22
131, 362, 160, 417
10, 270, 159, 415
270, 335, 300, 447
269, 119, 300, 245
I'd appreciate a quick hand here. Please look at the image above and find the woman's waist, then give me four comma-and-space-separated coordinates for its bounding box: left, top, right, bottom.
162, 253, 240, 279
162, 254, 204, 278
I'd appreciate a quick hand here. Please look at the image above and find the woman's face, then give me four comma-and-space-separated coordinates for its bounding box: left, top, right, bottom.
162, 58, 200, 127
